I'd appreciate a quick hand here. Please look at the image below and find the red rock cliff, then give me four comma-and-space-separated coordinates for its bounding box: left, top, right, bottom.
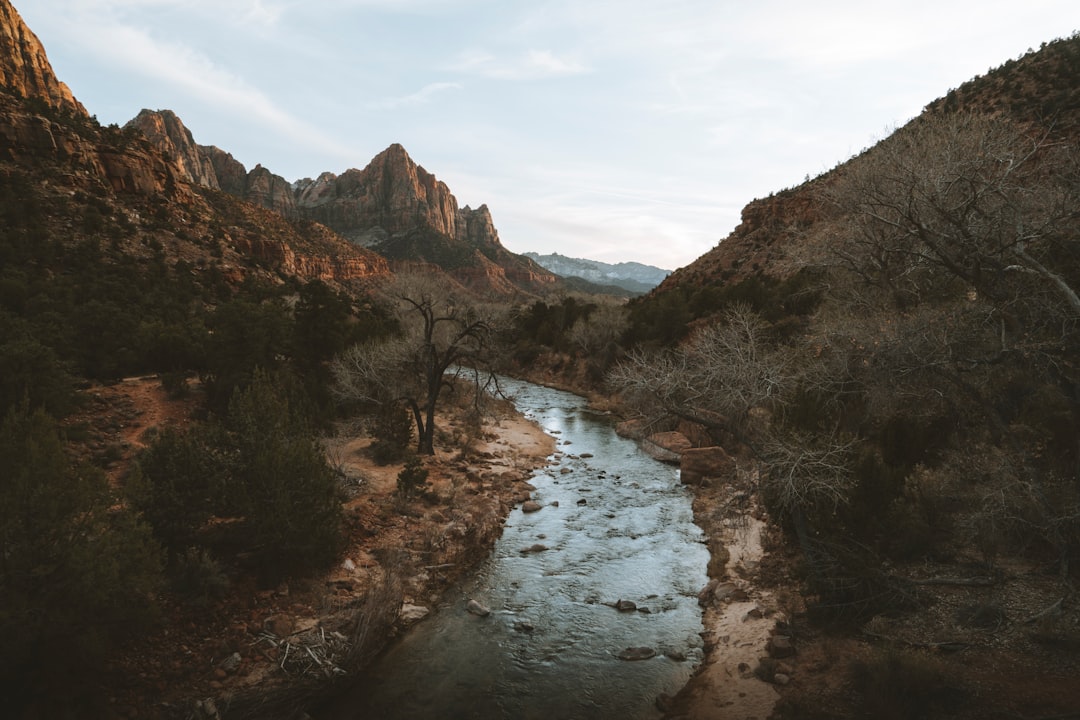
0, 0, 85, 115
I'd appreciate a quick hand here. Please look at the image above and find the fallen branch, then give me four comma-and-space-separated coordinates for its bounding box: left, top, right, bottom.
862, 629, 972, 652
910, 576, 999, 587
1022, 596, 1067, 625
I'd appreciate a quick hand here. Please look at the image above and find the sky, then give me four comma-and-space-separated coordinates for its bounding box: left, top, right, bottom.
18, 1, 1080, 270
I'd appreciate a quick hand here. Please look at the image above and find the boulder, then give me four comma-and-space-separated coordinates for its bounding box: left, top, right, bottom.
465, 599, 491, 617
615, 599, 638, 612
618, 646, 656, 661
615, 419, 648, 440
399, 603, 430, 625
521, 501, 543, 513
767, 635, 796, 659
642, 431, 692, 463
264, 614, 294, 637
679, 446, 736, 486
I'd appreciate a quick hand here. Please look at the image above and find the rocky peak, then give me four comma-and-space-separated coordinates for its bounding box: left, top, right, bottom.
0, 0, 85, 115
458, 204, 500, 249
302, 143, 461, 242
245, 164, 298, 218
126, 109, 219, 189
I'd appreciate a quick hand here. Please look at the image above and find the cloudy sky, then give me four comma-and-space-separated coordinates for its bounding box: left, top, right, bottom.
19, 0, 1079, 270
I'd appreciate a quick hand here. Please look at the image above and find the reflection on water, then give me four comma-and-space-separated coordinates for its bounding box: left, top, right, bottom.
329, 378, 709, 720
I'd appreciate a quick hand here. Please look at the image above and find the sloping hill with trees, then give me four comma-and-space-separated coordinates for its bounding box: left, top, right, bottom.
616, 32, 1080, 720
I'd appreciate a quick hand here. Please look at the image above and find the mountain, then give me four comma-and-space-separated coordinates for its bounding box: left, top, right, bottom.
522, 252, 670, 294
0, 0, 83, 115
127, 111, 558, 296
625, 33, 1080, 719
657, 34, 1080, 299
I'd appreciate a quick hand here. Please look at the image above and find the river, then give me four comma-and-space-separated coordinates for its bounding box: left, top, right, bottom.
328, 377, 710, 720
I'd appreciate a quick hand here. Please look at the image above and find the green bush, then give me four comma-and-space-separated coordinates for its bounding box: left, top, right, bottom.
369, 402, 414, 464
224, 370, 345, 582
397, 455, 429, 500
128, 426, 224, 557
171, 547, 230, 605
0, 405, 162, 711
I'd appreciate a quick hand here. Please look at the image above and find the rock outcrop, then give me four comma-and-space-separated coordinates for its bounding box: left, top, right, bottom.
201, 144, 248, 196
679, 446, 736, 486
124, 115, 558, 296
126, 109, 219, 188
297, 144, 460, 243
0, 0, 85, 115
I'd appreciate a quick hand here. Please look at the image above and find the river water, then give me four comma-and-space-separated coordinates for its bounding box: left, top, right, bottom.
329, 377, 710, 720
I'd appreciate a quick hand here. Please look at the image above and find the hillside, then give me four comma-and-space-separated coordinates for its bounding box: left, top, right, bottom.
624, 32, 1080, 720
656, 33, 1080, 302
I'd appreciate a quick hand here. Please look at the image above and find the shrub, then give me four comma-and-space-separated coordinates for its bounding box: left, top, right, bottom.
171, 547, 230, 605
0, 406, 162, 711
396, 455, 429, 500
850, 647, 960, 720
128, 426, 224, 557
225, 370, 344, 582
369, 402, 413, 464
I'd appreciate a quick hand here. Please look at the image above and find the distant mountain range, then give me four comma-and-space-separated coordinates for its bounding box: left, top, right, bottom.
522, 252, 671, 294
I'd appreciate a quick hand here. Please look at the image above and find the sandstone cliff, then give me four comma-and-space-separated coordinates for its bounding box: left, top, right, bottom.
128, 110, 558, 295
0, 0, 84, 115
126, 109, 219, 189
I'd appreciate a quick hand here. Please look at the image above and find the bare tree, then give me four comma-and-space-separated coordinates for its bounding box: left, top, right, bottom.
567, 302, 630, 355
826, 112, 1080, 316
609, 304, 808, 447
332, 274, 504, 455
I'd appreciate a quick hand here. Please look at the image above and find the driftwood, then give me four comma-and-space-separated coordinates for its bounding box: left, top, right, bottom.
862, 629, 972, 652
1021, 595, 1067, 625
910, 576, 999, 587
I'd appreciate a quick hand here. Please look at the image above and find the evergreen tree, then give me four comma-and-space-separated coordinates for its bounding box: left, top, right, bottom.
0, 406, 162, 711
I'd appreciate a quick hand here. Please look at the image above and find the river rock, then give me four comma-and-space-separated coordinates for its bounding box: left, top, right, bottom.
264, 613, 294, 637
679, 446, 736, 486
618, 646, 656, 661
615, 418, 648, 440
767, 635, 796, 659
521, 501, 543, 513
466, 599, 491, 617
399, 603, 430, 625
218, 652, 241, 674
615, 599, 637, 612
520, 543, 548, 554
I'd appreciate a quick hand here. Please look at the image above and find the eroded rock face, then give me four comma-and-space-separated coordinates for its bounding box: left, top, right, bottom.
201, 145, 248, 196
642, 431, 693, 463
126, 109, 219, 189
0, 0, 85, 115
245, 164, 298, 218
295, 144, 459, 244
127, 107, 558, 295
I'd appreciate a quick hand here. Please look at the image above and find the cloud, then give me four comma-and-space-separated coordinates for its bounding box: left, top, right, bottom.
366, 82, 464, 110
52, 13, 354, 159
447, 48, 589, 80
